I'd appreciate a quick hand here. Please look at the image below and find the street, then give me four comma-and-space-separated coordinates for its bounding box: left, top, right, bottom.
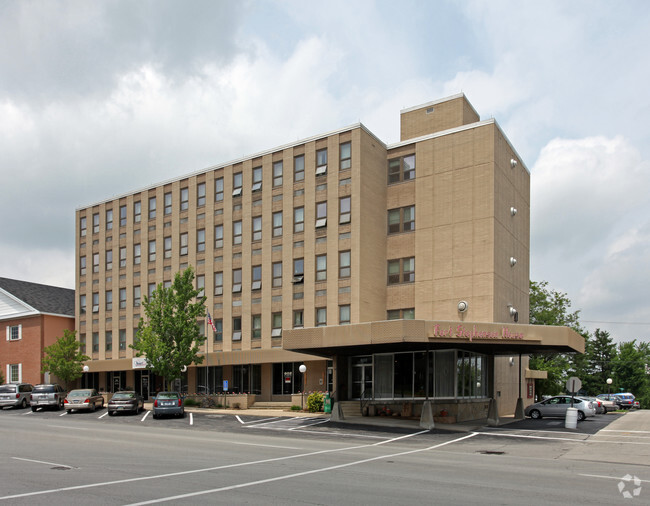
0, 406, 648, 504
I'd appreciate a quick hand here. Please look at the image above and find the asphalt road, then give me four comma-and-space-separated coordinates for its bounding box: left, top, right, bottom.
0, 406, 648, 504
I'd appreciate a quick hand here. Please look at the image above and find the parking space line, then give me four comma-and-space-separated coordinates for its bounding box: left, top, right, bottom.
98, 412, 108, 419
189, 413, 193, 425
580, 473, 650, 483
22, 411, 33, 415
58, 411, 67, 417
236, 415, 280, 425
141, 410, 150, 422
11, 457, 74, 469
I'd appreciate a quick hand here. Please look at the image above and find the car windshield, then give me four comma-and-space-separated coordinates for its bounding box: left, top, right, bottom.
0, 385, 17, 393
33, 385, 55, 393
157, 393, 179, 399
112, 393, 136, 399
69, 390, 92, 397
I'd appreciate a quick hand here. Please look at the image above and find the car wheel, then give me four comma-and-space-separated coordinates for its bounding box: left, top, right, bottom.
602, 407, 607, 414
577, 411, 586, 421
90, 402, 96, 413
21, 398, 27, 409
529, 409, 542, 419
108, 410, 114, 416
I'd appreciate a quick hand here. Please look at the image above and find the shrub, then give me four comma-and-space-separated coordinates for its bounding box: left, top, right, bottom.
307, 392, 324, 412
290, 405, 301, 411
183, 398, 200, 407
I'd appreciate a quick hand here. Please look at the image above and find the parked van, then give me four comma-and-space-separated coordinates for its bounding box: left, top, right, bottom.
0, 383, 33, 409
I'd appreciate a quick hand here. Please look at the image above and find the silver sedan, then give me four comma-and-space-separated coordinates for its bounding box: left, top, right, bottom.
64, 389, 105, 413
525, 395, 596, 421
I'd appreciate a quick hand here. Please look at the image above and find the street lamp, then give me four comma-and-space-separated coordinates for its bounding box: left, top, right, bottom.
299, 364, 307, 410
607, 378, 613, 397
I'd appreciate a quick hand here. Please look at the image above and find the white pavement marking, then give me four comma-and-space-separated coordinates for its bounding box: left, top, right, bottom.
580, 473, 650, 483
189, 413, 193, 425
601, 429, 650, 434
236, 415, 280, 425
58, 411, 67, 417
11, 457, 73, 469
22, 411, 33, 415
0, 423, 438, 502
125, 432, 479, 505
99, 412, 108, 419
141, 410, 150, 422
46, 425, 91, 431
475, 431, 650, 445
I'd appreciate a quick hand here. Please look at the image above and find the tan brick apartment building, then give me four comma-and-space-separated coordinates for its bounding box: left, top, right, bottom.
75, 94, 583, 419
1, 278, 75, 386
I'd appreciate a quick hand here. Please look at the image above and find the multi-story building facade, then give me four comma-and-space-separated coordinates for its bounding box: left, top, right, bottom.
75, 94, 582, 418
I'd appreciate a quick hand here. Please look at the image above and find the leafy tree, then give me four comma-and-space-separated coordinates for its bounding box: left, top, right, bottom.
131, 267, 206, 390
584, 328, 617, 394
0, 369, 4, 384
613, 340, 649, 397
41, 329, 90, 390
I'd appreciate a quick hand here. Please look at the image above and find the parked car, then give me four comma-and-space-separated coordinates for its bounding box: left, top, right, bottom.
64, 389, 105, 413
30, 384, 66, 411
614, 393, 635, 409
0, 383, 33, 409
594, 395, 618, 413
524, 395, 596, 421
632, 400, 641, 409
152, 391, 184, 419
107, 391, 144, 416
580, 397, 604, 414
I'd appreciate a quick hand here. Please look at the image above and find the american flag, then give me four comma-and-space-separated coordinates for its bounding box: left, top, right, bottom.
207, 311, 217, 332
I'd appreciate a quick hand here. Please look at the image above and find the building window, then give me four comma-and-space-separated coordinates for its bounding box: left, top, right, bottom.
133, 201, 141, 223
294, 207, 304, 233
388, 257, 415, 284
233, 221, 242, 245
106, 250, 113, 271
148, 240, 156, 262
214, 224, 223, 249
134, 243, 141, 265
180, 232, 188, 256
106, 209, 113, 231
270, 313, 282, 337
388, 205, 415, 234
252, 265, 262, 291
387, 308, 415, 320
339, 196, 351, 224
293, 258, 304, 284
316, 307, 327, 326
215, 177, 224, 202
93, 213, 100, 234
316, 254, 327, 281
339, 250, 351, 278
164, 236, 172, 258
164, 192, 172, 215
134, 286, 141, 307
214, 272, 223, 296
148, 196, 156, 219
316, 148, 327, 176
273, 211, 283, 237
293, 310, 303, 328
388, 154, 416, 184
252, 166, 262, 192
294, 155, 305, 182
8, 363, 21, 383
196, 275, 205, 297
232, 268, 242, 293
79, 334, 86, 354
232, 317, 242, 341
340, 142, 351, 170
92, 332, 99, 353
6, 325, 21, 341
197, 229, 205, 252
180, 187, 189, 211
105, 331, 112, 352
120, 246, 127, 268
80, 295, 86, 314
92, 292, 99, 313
233, 172, 243, 197
339, 305, 351, 325
80, 216, 87, 237
316, 202, 327, 228
93, 253, 100, 273
105, 290, 112, 311
273, 161, 283, 187
272, 262, 282, 288
119, 329, 127, 351
119, 205, 127, 227
148, 283, 155, 298
197, 182, 206, 207
213, 318, 223, 342
252, 216, 262, 242
119, 288, 127, 309
80, 256, 86, 276
252, 314, 262, 339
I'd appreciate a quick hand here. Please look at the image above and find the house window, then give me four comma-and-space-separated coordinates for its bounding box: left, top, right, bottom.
233, 172, 243, 197
93, 213, 100, 234
215, 177, 224, 202
252, 315, 262, 339
80, 256, 86, 276
388, 205, 415, 233
339, 250, 351, 278
232, 317, 242, 341
213, 318, 223, 342
294, 155, 305, 182
316, 148, 327, 176
293, 258, 304, 284
294, 207, 304, 233
197, 229, 205, 252
105, 331, 112, 352
273, 211, 283, 237
92, 292, 99, 313
214, 272, 223, 296
164, 192, 172, 215
273, 161, 283, 187
180, 187, 189, 211
134, 201, 141, 223
252, 216, 262, 242
388, 257, 415, 284
232, 268, 242, 293
214, 224, 224, 249
119, 205, 127, 227
148, 196, 156, 219
6, 325, 21, 341
134, 243, 141, 265
80, 295, 86, 314
316, 307, 327, 327
339, 305, 351, 325
134, 286, 141, 307
180, 232, 188, 256
340, 142, 351, 170
105, 290, 112, 311
106, 250, 113, 271
252, 265, 262, 291
197, 182, 206, 207
196, 275, 205, 297
148, 240, 156, 262
164, 236, 172, 258
272, 262, 282, 288
80, 216, 87, 237
316, 202, 327, 228
93, 253, 100, 273
119, 288, 127, 309
252, 167, 263, 192
316, 254, 327, 281
92, 332, 99, 353
106, 209, 113, 231
293, 310, 303, 328
339, 196, 351, 224
233, 220, 242, 245
119, 329, 127, 351
120, 247, 127, 268
388, 154, 416, 184
8, 364, 21, 383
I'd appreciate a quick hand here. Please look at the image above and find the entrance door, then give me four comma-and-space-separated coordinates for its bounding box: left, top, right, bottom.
141, 374, 150, 401
351, 356, 372, 399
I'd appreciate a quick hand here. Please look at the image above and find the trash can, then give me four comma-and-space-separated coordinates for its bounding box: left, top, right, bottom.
565, 407, 578, 429
324, 392, 332, 414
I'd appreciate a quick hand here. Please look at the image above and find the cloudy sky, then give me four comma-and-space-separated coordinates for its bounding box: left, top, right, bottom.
2, 0, 649, 343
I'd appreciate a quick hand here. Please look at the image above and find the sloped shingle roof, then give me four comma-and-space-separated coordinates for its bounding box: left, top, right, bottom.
0, 277, 75, 317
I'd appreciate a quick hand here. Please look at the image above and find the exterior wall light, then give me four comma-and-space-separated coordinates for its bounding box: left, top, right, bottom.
457, 300, 468, 312
510, 159, 518, 168
510, 207, 517, 216
510, 257, 517, 266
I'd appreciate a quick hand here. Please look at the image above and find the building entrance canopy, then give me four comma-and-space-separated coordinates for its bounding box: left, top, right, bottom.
283, 319, 584, 358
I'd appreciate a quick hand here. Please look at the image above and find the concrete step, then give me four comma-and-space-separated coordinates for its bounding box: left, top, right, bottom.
337, 400, 362, 417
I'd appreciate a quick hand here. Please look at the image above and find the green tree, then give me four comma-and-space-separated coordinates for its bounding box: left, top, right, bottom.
0, 369, 4, 384
613, 340, 649, 398
131, 267, 206, 390
583, 328, 617, 394
41, 329, 90, 390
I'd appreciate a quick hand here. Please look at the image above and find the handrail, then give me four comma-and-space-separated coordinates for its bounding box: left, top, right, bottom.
360, 389, 372, 414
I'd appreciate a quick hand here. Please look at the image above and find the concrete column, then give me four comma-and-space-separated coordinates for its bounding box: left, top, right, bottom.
420, 400, 435, 430
487, 397, 499, 426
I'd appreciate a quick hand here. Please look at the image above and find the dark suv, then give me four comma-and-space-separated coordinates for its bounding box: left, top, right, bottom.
30, 384, 66, 411
615, 393, 635, 409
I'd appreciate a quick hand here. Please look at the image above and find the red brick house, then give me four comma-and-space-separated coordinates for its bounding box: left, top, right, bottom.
0, 278, 75, 385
